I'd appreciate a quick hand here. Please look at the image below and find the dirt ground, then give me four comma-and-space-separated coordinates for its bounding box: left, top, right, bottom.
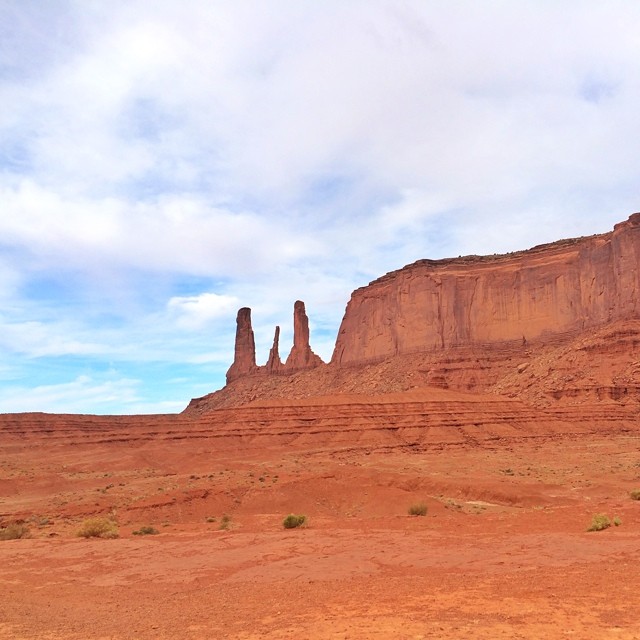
1, 396, 640, 639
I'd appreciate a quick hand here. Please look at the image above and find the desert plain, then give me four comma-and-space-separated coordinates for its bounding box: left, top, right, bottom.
1, 387, 640, 640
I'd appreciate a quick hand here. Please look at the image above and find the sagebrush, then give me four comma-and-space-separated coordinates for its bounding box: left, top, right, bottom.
283, 514, 307, 529
587, 514, 611, 532
77, 517, 119, 539
408, 503, 428, 516
132, 525, 159, 536
0, 523, 30, 540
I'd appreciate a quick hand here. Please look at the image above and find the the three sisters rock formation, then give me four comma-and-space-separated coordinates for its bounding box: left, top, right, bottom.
226, 300, 323, 383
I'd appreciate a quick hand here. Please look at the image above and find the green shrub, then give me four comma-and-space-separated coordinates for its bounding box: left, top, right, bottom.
587, 514, 611, 532
0, 523, 30, 540
77, 517, 119, 539
219, 514, 231, 530
630, 489, 640, 501
283, 514, 307, 529
408, 503, 428, 517
132, 525, 159, 536
613, 516, 622, 527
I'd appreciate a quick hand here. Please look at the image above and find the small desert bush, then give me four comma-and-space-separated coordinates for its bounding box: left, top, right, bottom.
219, 514, 231, 530
613, 516, 622, 527
630, 489, 640, 501
77, 517, 119, 539
587, 514, 611, 532
0, 523, 30, 540
283, 514, 307, 529
408, 503, 428, 517
132, 525, 159, 536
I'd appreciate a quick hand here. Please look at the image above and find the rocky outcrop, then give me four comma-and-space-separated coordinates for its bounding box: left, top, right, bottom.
226, 301, 323, 383
332, 213, 640, 366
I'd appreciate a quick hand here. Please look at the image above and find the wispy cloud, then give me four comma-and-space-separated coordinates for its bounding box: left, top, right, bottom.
0, 375, 141, 414
0, 320, 106, 357
1, 0, 640, 413
167, 292, 239, 330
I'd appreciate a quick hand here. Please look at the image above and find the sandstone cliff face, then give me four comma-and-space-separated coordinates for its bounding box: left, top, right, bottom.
332, 213, 640, 366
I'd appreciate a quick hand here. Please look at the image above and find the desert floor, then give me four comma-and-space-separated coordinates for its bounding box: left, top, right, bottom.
1, 401, 640, 639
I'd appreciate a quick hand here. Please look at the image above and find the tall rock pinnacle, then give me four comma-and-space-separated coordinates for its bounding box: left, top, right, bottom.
226, 307, 257, 383
285, 300, 323, 370
266, 326, 283, 373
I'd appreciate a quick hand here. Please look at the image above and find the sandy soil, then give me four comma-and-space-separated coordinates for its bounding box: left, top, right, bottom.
1, 393, 640, 639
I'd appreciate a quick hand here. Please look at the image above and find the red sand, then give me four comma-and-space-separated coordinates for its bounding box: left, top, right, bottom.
1, 389, 640, 639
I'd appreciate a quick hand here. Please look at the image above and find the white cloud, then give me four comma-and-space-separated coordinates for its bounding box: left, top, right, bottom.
0, 260, 21, 302
0, 320, 107, 358
0, 375, 141, 414
0, 181, 317, 277
167, 292, 239, 329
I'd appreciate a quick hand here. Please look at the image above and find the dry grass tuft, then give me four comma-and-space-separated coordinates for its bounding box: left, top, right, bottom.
408, 503, 428, 517
587, 514, 611, 532
283, 514, 307, 529
0, 523, 30, 540
132, 525, 159, 536
77, 517, 119, 539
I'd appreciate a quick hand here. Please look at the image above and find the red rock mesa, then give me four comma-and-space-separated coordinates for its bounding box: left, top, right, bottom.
333, 212, 640, 366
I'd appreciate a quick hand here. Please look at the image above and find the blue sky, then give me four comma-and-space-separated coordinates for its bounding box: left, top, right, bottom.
1, 1, 640, 414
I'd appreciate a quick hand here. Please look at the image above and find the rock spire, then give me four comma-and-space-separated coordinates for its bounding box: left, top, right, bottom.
225, 301, 324, 383
226, 307, 257, 383
265, 326, 283, 373
285, 301, 324, 370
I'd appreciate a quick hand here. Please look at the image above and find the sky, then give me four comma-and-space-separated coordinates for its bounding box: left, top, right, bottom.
1, 0, 640, 414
